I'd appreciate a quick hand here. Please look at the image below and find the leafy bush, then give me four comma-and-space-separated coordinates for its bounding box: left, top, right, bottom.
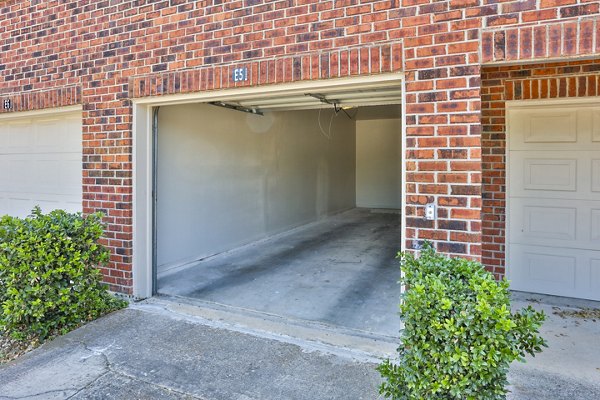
378, 244, 546, 400
0, 207, 126, 340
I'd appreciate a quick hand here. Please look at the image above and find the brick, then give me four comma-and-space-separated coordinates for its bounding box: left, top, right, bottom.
563, 22, 577, 56
597, 20, 600, 54
502, 0, 536, 13
505, 29, 519, 61
579, 20, 594, 55
438, 219, 467, 231
437, 241, 467, 254
481, 31, 494, 63
560, 4, 600, 18
533, 25, 547, 58
6, 0, 600, 291
519, 27, 532, 60
540, 0, 577, 7
494, 31, 505, 61
548, 24, 561, 57
436, 77, 467, 89
486, 14, 519, 28
451, 208, 480, 220
522, 8, 557, 23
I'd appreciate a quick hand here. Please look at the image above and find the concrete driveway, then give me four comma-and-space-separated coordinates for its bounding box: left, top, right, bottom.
0, 294, 599, 400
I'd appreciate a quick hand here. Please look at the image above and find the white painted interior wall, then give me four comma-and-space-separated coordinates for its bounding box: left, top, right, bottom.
157, 104, 356, 270
355, 118, 402, 209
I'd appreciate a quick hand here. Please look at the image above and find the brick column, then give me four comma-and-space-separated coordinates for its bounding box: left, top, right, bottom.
401, 3, 483, 259
82, 74, 134, 294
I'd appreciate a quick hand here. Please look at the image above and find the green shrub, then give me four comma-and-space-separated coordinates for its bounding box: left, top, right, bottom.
0, 207, 126, 340
378, 244, 546, 400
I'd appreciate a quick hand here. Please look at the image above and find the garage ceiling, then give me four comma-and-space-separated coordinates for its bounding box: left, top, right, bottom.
207, 79, 403, 114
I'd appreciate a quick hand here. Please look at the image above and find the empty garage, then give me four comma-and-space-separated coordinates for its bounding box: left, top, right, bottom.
149, 81, 404, 337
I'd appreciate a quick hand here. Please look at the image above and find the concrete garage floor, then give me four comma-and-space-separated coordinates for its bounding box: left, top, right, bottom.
158, 208, 402, 338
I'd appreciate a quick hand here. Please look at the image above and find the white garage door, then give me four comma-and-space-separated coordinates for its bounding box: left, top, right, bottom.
0, 109, 82, 218
508, 100, 600, 301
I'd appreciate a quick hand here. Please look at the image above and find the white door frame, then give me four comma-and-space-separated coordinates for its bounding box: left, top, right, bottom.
0, 105, 82, 121
131, 73, 407, 299
505, 96, 600, 287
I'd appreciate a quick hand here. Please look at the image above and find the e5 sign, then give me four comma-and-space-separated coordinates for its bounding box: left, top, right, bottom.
232, 67, 248, 83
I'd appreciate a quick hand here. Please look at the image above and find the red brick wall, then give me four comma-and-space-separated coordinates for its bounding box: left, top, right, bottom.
1, 1, 599, 293
481, 59, 600, 278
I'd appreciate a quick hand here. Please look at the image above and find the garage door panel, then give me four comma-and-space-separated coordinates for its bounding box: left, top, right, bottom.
522, 109, 577, 143
8, 198, 35, 218
38, 160, 61, 187
9, 159, 32, 186
509, 246, 576, 294
62, 159, 82, 188
511, 151, 599, 200
593, 159, 600, 192
592, 259, 600, 293
593, 109, 600, 142
0, 111, 82, 217
35, 117, 81, 152
523, 158, 577, 191
0, 116, 80, 154
1, 193, 82, 217
1, 153, 81, 195
508, 101, 600, 301
6, 120, 35, 150
511, 197, 598, 248
592, 209, 600, 242
509, 245, 599, 300
510, 105, 600, 151
36, 198, 81, 214
523, 205, 576, 241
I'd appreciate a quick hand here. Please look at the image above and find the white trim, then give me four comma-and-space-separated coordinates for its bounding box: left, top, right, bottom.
132, 74, 405, 299
400, 73, 407, 255
506, 105, 513, 283
504, 96, 600, 284
399, 72, 407, 297
482, 54, 600, 68
0, 105, 82, 121
506, 96, 600, 109
132, 104, 154, 299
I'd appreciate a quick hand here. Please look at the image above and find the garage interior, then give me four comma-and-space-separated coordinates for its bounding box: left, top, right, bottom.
154, 84, 404, 338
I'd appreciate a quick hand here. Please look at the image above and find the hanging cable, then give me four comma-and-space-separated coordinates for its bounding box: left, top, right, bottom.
305, 93, 353, 120
317, 107, 332, 140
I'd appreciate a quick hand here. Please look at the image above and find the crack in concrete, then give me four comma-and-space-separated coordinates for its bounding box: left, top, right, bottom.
0, 388, 79, 400
65, 370, 111, 400
67, 340, 206, 400
65, 341, 112, 400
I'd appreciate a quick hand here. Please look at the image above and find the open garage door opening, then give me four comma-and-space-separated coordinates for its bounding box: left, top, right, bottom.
152, 83, 404, 338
